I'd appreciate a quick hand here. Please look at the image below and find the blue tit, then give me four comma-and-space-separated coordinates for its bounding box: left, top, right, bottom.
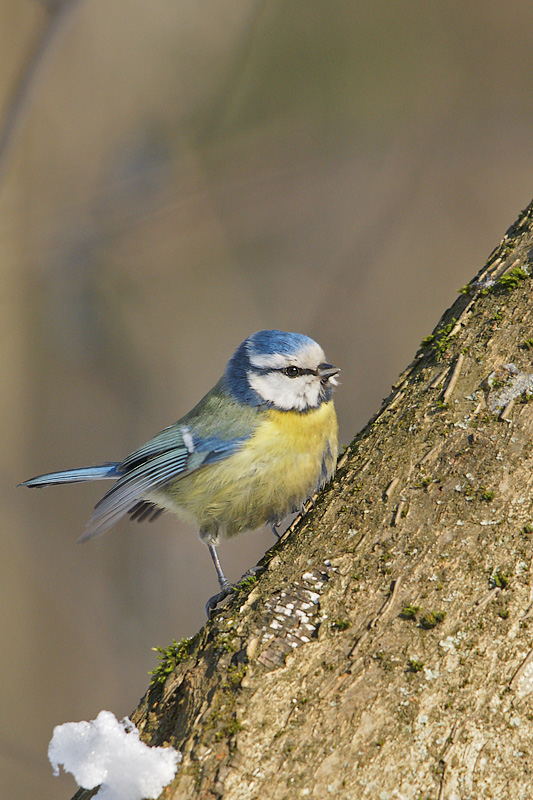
20, 330, 340, 615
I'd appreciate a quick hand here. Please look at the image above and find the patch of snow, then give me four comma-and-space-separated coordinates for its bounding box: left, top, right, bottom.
48, 710, 180, 800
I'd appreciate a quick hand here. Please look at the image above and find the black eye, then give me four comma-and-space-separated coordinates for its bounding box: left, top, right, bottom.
283, 365, 300, 378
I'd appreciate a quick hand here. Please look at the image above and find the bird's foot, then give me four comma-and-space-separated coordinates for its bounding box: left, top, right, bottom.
270, 522, 282, 540
205, 567, 263, 618
205, 582, 235, 618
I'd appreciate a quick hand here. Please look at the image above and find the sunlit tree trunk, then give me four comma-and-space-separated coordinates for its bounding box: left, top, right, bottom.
74, 200, 533, 800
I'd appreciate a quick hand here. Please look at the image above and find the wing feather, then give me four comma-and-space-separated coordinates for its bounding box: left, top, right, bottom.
80, 432, 247, 541
119, 425, 192, 471
80, 448, 194, 541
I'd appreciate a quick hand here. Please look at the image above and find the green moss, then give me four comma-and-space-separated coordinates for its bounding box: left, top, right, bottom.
149, 635, 199, 685
407, 658, 425, 673
421, 318, 458, 361
523, 524, 533, 534
492, 571, 510, 589
214, 718, 244, 741
226, 663, 248, 688
400, 605, 420, 621
495, 266, 529, 293
463, 485, 494, 502
214, 633, 237, 654
233, 574, 258, 595
419, 610, 446, 629
522, 338, 533, 350
461, 266, 529, 299
204, 664, 248, 743
330, 618, 350, 632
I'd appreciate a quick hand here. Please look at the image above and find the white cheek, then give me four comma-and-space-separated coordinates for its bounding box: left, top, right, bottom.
248, 372, 321, 410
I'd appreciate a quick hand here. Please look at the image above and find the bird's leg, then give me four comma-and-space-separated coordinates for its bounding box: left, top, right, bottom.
205, 543, 235, 617
205, 543, 263, 617
208, 542, 230, 590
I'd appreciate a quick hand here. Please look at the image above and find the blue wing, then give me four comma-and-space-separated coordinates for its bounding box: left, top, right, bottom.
80, 425, 246, 541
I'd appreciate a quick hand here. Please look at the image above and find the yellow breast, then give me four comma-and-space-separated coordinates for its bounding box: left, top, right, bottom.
163, 401, 338, 539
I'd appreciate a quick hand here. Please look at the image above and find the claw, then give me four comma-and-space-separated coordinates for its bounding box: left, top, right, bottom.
205, 567, 263, 618
205, 582, 235, 618
270, 522, 282, 539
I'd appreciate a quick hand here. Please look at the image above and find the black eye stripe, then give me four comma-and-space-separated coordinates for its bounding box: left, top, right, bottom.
280, 366, 316, 378
251, 366, 317, 378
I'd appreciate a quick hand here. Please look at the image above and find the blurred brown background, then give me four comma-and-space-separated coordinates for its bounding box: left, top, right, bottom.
2, 2, 533, 797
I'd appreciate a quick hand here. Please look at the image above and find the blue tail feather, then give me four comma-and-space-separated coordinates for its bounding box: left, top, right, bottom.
19, 463, 120, 488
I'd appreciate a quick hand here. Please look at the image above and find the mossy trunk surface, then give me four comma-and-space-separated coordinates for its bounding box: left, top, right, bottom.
74, 201, 533, 800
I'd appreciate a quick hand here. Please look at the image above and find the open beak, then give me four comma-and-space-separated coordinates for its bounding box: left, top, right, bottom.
318, 362, 340, 381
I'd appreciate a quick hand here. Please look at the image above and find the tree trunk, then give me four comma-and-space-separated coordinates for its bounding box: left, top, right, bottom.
73, 200, 533, 800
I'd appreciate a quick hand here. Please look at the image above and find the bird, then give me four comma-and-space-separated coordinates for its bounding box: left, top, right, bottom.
20, 330, 340, 615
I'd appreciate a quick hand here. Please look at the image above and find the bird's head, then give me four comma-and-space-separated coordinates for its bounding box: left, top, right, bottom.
225, 330, 340, 411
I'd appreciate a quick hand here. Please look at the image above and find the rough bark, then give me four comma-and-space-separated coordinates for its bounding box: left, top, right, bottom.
73, 200, 533, 800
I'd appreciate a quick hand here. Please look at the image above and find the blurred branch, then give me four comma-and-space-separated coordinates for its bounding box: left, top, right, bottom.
0, 0, 83, 181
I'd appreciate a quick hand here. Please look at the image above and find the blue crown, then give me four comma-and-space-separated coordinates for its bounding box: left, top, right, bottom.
224, 330, 317, 406
247, 330, 316, 358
